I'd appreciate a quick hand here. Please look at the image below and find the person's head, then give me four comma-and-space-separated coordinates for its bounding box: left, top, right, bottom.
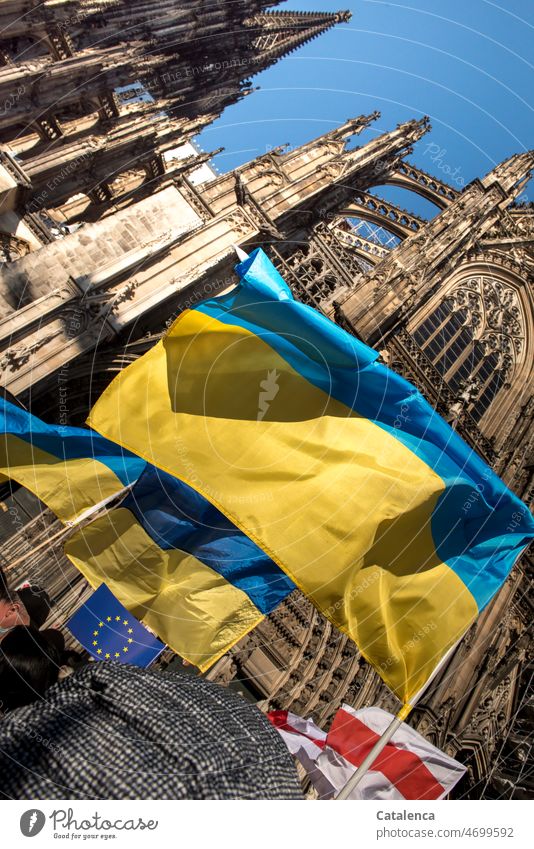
0, 566, 30, 637
0, 625, 60, 713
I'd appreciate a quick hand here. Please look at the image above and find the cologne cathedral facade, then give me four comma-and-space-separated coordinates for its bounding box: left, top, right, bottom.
0, 2, 532, 799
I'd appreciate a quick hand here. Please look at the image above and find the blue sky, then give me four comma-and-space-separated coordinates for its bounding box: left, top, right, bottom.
197, 0, 533, 217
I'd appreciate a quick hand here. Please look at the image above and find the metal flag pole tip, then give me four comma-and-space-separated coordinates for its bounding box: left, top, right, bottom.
232, 244, 250, 261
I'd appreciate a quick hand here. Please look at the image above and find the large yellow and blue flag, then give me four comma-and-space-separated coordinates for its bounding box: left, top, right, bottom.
0, 398, 145, 523
64, 465, 294, 669
87, 248, 534, 704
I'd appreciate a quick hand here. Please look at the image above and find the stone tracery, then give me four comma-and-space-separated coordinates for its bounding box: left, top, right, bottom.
412, 275, 526, 419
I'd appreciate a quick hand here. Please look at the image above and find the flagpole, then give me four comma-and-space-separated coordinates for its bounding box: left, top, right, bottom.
64, 483, 134, 527
6, 484, 134, 571
335, 639, 463, 800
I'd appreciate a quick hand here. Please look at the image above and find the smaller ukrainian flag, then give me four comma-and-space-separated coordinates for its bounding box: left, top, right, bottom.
67, 583, 165, 668
64, 465, 294, 670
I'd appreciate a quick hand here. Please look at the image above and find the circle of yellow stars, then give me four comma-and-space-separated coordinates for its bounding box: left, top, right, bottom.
91, 615, 135, 659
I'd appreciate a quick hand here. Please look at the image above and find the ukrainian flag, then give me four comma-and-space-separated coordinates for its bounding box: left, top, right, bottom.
0, 398, 145, 523
64, 465, 294, 669
88, 248, 534, 703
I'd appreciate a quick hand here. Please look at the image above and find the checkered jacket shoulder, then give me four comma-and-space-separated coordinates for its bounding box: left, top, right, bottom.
0, 662, 303, 800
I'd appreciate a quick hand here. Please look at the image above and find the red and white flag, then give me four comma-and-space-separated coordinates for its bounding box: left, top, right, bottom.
268, 705, 466, 800
268, 710, 326, 756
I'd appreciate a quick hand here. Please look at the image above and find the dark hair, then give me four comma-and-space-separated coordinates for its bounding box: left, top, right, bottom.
0, 564, 13, 603
0, 626, 60, 713
17, 585, 51, 629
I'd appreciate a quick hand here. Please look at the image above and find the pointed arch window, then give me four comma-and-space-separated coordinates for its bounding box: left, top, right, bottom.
412, 276, 524, 419
346, 217, 401, 251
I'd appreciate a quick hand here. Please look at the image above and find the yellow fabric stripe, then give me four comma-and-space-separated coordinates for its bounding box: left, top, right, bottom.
88, 309, 478, 700
0, 433, 127, 523
351, 563, 477, 701
64, 507, 264, 671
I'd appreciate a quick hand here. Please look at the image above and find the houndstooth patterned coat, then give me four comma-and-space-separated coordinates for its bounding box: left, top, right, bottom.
0, 662, 302, 800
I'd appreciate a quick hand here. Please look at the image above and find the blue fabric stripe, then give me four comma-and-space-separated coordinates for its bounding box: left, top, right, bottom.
0, 398, 146, 486
122, 465, 295, 614
195, 249, 534, 611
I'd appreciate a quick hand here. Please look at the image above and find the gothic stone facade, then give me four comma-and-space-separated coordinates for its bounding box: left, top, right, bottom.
0, 1, 349, 262
0, 4, 532, 801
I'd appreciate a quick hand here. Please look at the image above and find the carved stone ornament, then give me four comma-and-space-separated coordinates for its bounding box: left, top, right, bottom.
0, 232, 32, 263
81, 279, 140, 322
226, 209, 252, 239
445, 275, 524, 374
0, 330, 57, 372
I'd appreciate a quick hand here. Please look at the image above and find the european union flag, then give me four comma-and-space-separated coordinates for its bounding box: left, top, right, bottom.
67, 584, 165, 668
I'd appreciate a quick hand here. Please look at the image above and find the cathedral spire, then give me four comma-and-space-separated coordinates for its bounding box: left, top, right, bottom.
158, 8, 352, 131
338, 116, 431, 178
241, 9, 352, 67
482, 151, 534, 201
329, 111, 382, 141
